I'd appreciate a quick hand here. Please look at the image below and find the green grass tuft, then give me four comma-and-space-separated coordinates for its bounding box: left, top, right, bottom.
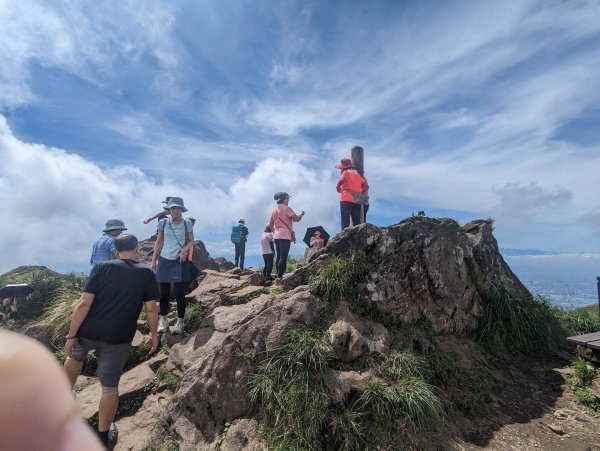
184, 302, 208, 334
357, 375, 443, 433
476, 291, 565, 357
552, 305, 600, 337
247, 328, 332, 449
328, 408, 366, 451
286, 256, 303, 273
157, 365, 181, 392
571, 358, 595, 386
309, 250, 371, 306
0, 319, 24, 333
377, 350, 425, 380
574, 388, 600, 411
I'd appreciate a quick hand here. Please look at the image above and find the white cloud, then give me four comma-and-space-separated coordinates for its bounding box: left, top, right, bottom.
0, 0, 181, 108
490, 182, 572, 227
0, 116, 339, 273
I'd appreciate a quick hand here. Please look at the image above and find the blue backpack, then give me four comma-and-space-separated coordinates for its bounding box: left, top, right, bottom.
231, 225, 242, 244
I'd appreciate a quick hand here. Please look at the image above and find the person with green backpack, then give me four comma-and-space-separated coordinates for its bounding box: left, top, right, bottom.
231, 219, 249, 270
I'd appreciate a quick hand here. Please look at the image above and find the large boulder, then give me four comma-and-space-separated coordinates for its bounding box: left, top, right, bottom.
187, 269, 265, 309
329, 301, 390, 362
165, 286, 322, 448
137, 236, 218, 273
287, 218, 530, 334
218, 418, 264, 451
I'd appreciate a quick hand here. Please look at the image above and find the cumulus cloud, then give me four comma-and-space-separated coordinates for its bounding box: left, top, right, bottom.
490, 182, 572, 227
581, 208, 600, 235
1, 0, 600, 266
0, 116, 338, 273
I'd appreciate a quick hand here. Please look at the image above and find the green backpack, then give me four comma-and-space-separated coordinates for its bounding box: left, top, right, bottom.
231, 225, 242, 244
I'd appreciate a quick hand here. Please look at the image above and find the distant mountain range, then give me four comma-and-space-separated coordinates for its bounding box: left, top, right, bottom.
500, 248, 562, 256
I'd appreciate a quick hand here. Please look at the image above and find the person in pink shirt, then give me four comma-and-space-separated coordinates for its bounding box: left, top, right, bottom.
260, 225, 275, 280
268, 192, 305, 285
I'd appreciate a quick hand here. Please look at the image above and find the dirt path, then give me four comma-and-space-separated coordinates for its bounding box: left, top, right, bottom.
454, 355, 600, 450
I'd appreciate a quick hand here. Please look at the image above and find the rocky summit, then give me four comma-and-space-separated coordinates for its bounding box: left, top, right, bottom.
285, 217, 530, 333
9, 218, 599, 450
148, 217, 536, 450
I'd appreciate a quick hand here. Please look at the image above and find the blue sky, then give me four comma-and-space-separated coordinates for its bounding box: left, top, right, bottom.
1, 0, 600, 279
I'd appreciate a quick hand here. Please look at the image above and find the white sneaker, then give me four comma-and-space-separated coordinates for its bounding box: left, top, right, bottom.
172, 318, 184, 335
158, 315, 169, 333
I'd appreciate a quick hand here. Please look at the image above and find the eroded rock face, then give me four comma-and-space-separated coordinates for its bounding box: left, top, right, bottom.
165, 287, 322, 448
137, 237, 218, 273
329, 301, 390, 362
323, 370, 373, 407
290, 218, 530, 334
187, 269, 266, 309
218, 418, 264, 451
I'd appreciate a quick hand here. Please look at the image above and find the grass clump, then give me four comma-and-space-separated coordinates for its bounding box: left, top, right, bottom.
552, 305, 600, 336
568, 358, 600, 412
221, 288, 268, 306
184, 302, 208, 334
248, 332, 444, 450
453, 364, 492, 415
328, 408, 366, 450
157, 365, 181, 392
377, 350, 426, 380
357, 350, 443, 437
124, 344, 151, 370
309, 250, 370, 306
476, 290, 565, 358
28, 274, 86, 349
247, 327, 331, 449
0, 319, 24, 333
574, 388, 600, 411
285, 256, 303, 273
269, 285, 285, 296
358, 375, 442, 433
571, 358, 595, 386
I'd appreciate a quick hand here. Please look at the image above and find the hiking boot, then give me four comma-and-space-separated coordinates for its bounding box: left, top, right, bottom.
172, 318, 184, 335
157, 315, 169, 333
274, 277, 282, 286
107, 423, 118, 451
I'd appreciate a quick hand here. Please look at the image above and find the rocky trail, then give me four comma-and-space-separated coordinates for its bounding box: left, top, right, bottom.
66, 218, 600, 450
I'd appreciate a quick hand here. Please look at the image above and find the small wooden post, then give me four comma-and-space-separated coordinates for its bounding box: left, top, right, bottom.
351, 146, 364, 176
597, 277, 600, 314
351, 146, 365, 224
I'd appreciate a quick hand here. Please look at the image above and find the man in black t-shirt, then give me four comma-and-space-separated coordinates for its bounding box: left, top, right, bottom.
63, 234, 159, 450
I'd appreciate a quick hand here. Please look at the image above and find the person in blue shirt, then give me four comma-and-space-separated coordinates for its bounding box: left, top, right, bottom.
89, 219, 128, 272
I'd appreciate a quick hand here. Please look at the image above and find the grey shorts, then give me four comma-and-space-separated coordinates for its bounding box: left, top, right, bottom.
72, 337, 131, 388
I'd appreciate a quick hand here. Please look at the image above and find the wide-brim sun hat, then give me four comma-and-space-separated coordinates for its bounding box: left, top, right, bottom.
162, 196, 173, 209
103, 218, 128, 232
166, 196, 188, 212
335, 157, 356, 170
